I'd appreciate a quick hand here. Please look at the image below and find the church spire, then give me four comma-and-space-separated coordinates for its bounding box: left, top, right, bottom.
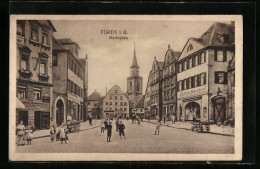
131, 43, 139, 68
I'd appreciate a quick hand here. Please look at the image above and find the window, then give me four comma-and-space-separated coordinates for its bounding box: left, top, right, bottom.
215, 50, 227, 62
182, 80, 186, 90
42, 31, 49, 46
215, 72, 227, 84
120, 108, 123, 111
110, 102, 112, 105
21, 55, 28, 71
115, 108, 117, 111
18, 86, 26, 99
181, 62, 185, 72
187, 44, 193, 52
52, 53, 58, 66
187, 59, 190, 69
115, 96, 117, 100
189, 78, 192, 89
189, 58, 192, 68
171, 89, 173, 99
186, 79, 190, 89
198, 54, 202, 65
120, 96, 123, 100
39, 62, 46, 75
181, 80, 184, 91
197, 74, 201, 86
34, 88, 41, 100
171, 77, 174, 86
106, 102, 108, 105
17, 22, 24, 36
124, 102, 127, 106
110, 96, 112, 100
201, 73, 204, 85
115, 102, 117, 106
194, 76, 198, 87
191, 76, 195, 88
192, 56, 195, 67
30, 26, 38, 41
120, 102, 123, 106
171, 65, 174, 73
203, 73, 207, 85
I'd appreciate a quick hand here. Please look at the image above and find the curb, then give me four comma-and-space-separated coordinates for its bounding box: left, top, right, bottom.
33, 125, 100, 140
143, 121, 234, 137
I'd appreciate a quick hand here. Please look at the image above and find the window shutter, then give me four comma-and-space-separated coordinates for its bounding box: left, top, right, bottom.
204, 52, 206, 62
214, 50, 217, 61
223, 50, 227, 62
215, 72, 218, 83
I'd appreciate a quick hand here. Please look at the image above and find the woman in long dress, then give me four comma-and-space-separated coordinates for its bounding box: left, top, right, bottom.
16, 121, 26, 146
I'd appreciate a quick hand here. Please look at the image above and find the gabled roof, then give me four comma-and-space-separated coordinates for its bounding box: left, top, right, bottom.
134, 95, 145, 108
129, 95, 143, 108
106, 85, 127, 98
163, 45, 181, 68
88, 91, 103, 101
178, 22, 235, 62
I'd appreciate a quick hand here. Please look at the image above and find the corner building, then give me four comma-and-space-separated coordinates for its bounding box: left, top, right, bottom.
16, 20, 56, 129
177, 22, 235, 123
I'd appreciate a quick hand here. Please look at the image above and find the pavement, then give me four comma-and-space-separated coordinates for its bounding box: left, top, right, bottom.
16, 119, 234, 153
143, 119, 235, 136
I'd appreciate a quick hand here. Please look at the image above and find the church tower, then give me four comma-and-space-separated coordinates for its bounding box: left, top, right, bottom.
127, 44, 143, 99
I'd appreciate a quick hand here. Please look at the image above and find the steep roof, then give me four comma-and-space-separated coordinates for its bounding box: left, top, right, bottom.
130, 45, 139, 68
88, 91, 103, 101
53, 37, 65, 50
178, 22, 235, 61
129, 95, 143, 108
57, 38, 80, 49
134, 95, 145, 108
163, 45, 181, 68
106, 85, 128, 98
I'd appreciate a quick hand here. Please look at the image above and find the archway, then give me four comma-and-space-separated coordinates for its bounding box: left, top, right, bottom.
185, 102, 200, 121
56, 99, 64, 125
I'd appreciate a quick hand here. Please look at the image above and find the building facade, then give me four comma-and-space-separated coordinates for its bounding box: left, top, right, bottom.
132, 95, 145, 117
87, 90, 103, 119
227, 53, 235, 123
176, 22, 235, 123
149, 57, 164, 120
16, 20, 56, 129
52, 38, 87, 125
103, 85, 129, 118
144, 71, 152, 118
162, 45, 181, 120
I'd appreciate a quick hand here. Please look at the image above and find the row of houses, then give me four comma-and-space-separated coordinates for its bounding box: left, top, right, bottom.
16, 20, 88, 129
143, 22, 235, 124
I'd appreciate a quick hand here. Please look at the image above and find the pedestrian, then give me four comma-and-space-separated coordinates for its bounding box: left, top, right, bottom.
25, 126, 33, 145
154, 119, 161, 135
16, 120, 26, 146
50, 125, 56, 142
127, 116, 129, 121
89, 117, 92, 125
100, 120, 105, 136
60, 123, 67, 144
115, 116, 119, 131
192, 109, 196, 122
56, 125, 61, 141
164, 116, 166, 124
172, 115, 175, 124
137, 116, 141, 126
106, 121, 112, 142
104, 118, 108, 129
118, 121, 126, 139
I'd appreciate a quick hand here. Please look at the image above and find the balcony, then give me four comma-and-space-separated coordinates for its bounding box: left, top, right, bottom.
38, 73, 49, 82
19, 69, 32, 79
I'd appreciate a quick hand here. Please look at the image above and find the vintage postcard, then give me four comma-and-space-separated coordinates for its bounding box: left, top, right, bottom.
9, 15, 243, 161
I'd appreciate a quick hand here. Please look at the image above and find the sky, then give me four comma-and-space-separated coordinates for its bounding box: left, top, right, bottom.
52, 20, 230, 96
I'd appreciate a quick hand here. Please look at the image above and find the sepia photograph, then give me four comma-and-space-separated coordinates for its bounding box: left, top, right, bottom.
9, 15, 243, 161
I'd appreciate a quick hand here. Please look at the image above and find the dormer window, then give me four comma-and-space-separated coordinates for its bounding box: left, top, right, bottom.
187, 44, 193, 52
42, 31, 49, 46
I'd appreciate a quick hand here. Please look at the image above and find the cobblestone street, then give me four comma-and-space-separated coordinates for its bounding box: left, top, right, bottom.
16, 120, 234, 154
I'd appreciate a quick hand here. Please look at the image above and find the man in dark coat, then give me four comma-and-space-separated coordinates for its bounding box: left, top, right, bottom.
107, 121, 112, 142
118, 121, 126, 139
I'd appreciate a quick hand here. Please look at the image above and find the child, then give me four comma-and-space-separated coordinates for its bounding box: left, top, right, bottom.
106, 121, 112, 142
50, 126, 56, 142
60, 124, 67, 144
100, 120, 105, 136
25, 126, 33, 145
118, 121, 126, 139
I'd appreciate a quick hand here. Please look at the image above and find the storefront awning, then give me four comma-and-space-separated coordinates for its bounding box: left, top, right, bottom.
16, 98, 25, 109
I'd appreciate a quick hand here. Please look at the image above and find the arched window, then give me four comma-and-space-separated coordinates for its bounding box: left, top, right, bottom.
187, 44, 193, 52
137, 81, 140, 91
130, 81, 132, 90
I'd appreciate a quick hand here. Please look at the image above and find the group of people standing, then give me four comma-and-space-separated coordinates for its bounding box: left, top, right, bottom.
50, 123, 69, 144
100, 116, 126, 142
131, 115, 142, 126
16, 120, 34, 146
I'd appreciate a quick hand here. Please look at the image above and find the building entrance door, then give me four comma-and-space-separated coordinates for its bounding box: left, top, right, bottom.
213, 97, 226, 123
35, 111, 50, 129
34, 111, 41, 129
185, 102, 200, 121
56, 99, 64, 125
